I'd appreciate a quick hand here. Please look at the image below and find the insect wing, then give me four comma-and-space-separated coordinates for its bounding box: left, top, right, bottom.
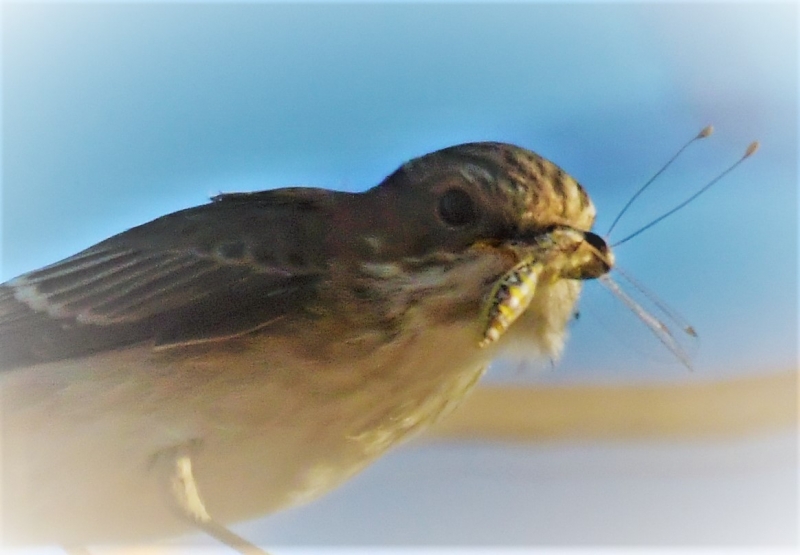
597, 273, 697, 370
612, 266, 697, 338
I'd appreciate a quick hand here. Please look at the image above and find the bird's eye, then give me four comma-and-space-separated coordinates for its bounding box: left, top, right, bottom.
437, 188, 478, 227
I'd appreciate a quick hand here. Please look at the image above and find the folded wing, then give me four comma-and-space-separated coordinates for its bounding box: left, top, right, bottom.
0, 191, 330, 369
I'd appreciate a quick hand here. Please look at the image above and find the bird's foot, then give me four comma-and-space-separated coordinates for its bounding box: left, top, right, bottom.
155, 441, 271, 555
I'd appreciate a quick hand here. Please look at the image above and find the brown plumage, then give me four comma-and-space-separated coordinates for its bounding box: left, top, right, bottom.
0, 142, 610, 545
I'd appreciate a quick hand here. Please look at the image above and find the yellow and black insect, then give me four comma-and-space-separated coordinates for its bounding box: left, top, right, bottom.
477, 131, 759, 364
478, 256, 543, 348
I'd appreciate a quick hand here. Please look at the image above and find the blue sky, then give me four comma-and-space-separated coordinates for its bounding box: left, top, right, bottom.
2, 1, 797, 382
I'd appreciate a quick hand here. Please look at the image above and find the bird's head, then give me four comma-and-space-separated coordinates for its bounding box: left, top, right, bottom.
340, 142, 614, 360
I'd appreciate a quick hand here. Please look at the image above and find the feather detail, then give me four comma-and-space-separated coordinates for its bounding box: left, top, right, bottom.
0, 190, 334, 369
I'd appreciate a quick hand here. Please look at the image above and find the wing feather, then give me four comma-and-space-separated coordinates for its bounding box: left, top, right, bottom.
0, 189, 331, 369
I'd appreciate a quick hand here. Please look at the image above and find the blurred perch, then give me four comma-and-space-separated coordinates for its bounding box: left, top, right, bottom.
428, 370, 797, 441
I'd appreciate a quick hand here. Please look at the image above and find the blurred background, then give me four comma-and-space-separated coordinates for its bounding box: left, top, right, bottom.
1, 1, 797, 552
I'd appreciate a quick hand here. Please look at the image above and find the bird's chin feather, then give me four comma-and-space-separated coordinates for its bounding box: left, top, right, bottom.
498, 278, 582, 361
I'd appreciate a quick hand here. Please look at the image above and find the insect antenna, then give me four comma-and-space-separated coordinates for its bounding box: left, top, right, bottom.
612, 141, 759, 247
584, 131, 758, 370
606, 125, 714, 237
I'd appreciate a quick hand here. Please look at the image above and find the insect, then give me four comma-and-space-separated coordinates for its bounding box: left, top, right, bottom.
479, 127, 759, 369
479, 256, 542, 348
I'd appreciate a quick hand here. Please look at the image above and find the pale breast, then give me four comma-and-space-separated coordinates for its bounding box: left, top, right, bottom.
1, 310, 492, 545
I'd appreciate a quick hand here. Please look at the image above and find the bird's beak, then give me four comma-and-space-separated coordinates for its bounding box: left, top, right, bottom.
488, 227, 614, 281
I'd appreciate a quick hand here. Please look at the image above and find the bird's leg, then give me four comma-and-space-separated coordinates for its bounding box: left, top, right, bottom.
154, 442, 271, 555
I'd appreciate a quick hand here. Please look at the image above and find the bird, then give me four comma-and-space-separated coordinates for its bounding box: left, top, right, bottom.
0, 141, 612, 550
